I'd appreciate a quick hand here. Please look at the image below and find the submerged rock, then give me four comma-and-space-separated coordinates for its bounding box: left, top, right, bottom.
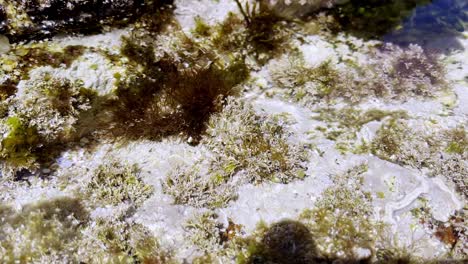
0, 0, 172, 42
261, 0, 348, 19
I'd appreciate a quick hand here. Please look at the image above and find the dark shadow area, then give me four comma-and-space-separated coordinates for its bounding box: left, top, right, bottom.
329, 0, 466, 53
0, 0, 174, 43
244, 219, 463, 264
246, 220, 322, 264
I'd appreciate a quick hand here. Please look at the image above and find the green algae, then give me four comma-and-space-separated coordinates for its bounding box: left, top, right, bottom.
88, 219, 174, 264
371, 118, 411, 161
0, 197, 89, 263
299, 164, 386, 260
164, 98, 307, 209
193, 16, 212, 37
445, 126, 467, 155
0, 197, 173, 263
0, 116, 40, 171
86, 161, 154, 207
0, 74, 95, 177
312, 107, 408, 154
0, 43, 86, 102
185, 212, 223, 253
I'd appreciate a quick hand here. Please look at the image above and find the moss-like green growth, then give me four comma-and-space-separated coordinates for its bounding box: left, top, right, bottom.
185, 212, 223, 253
444, 126, 467, 155
0, 74, 94, 177
193, 16, 212, 37
371, 118, 411, 161
271, 44, 447, 104
371, 119, 467, 197
205, 98, 307, 184
86, 161, 154, 207
312, 107, 408, 153
0, 116, 40, 171
201, 1, 292, 64
0, 197, 89, 263
314, 108, 408, 130
164, 98, 307, 208
0, 197, 173, 263
236, 0, 290, 63
276, 58, 340, 100
0, 43, 85, 81
299, 164, 386, 260
164, 160, 238, 209
0, 43, 86, 105
80, 218, 174, 264
271, 55, 347, 104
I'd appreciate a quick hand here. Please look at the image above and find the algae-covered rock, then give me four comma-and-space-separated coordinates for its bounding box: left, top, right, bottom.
0, 0, 172, 42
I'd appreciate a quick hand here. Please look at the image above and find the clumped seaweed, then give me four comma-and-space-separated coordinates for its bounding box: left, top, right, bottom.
0, 74, 93, 177
271, 43, 448, 104
191, 1, 292, 65
311, 107, 408, 153
86, 161, 154, 207
444, 126, 468, 155
0, 197, 89, 262
299, 164, 386, 260
205, 98, 307, 184
164, 98, 307, 208
270, 55, 341, 104
371, 119, 468, 197
235, 0, 291, 62
78, 218, 174, 264
185, 212, 223, 253
164, 159, 238, 209
0, 196, 173, 263
0, 43, 86, 101
107, 33, 249, 143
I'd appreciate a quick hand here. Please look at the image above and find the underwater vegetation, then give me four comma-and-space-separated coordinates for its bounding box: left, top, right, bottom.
164, 98, 307, 208
0, 196, 173, 263
0, 197, 88, 263
299, 164, 386, 260
0, 43, 86, 101
371, 119, 468, 198
0, 73, 94, 177
271, 43, 448, 105
0, 2, 253, 176
184, 165, 446, 263
311, 107, 408, 154
85, 161, 154, 207
107, 33, 249, 143
0, 0, 465, 263
192, 0, 294, 64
